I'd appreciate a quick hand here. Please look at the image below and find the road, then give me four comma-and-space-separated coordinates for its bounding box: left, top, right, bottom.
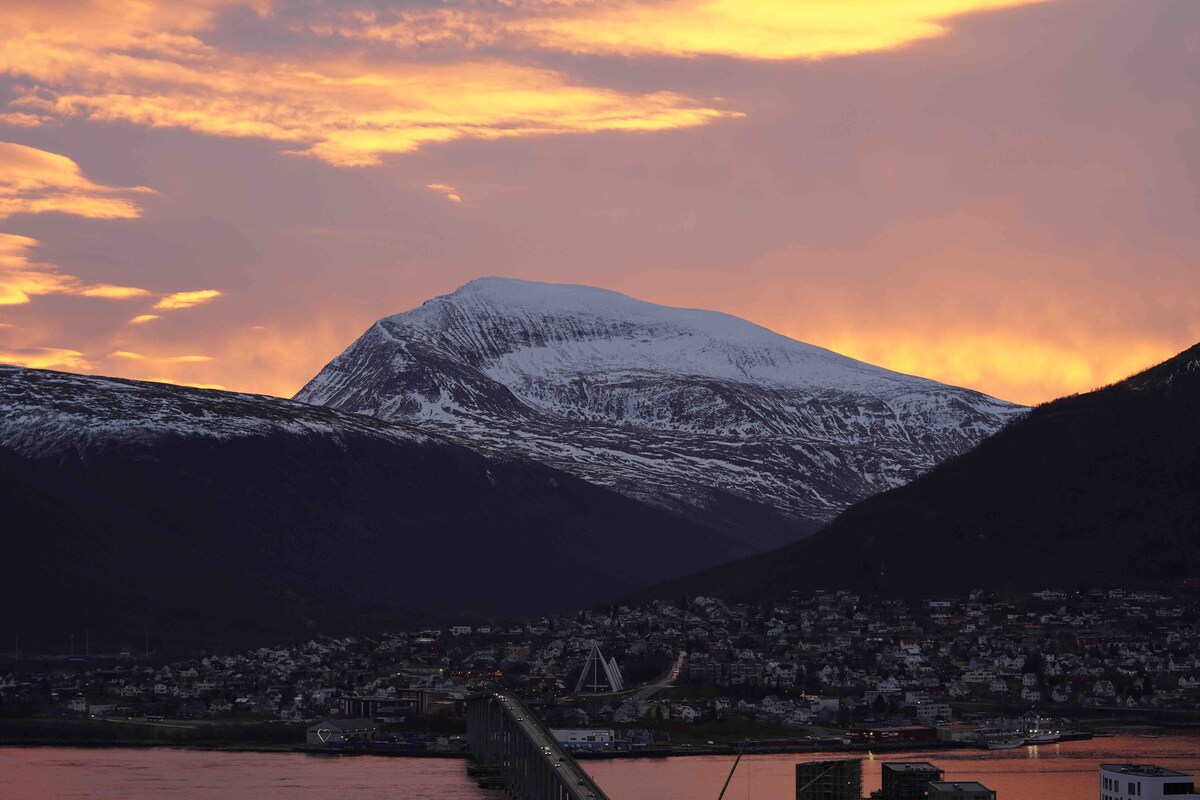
632, 649, 687, 701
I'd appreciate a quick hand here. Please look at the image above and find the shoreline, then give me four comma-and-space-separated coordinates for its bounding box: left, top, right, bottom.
6, 720, 1197, 759
0, 734, 1114, 759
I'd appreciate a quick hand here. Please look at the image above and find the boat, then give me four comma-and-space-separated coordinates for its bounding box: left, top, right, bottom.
1021, 713, 1060, 745
1023, 732, 1060, 745
985, 738, 1025, 750
977, 726, 1026, 750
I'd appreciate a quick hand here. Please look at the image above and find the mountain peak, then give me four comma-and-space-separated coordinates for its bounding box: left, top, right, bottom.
453, 275, 618, 295
296, 280, 1024, 552
415, 275, 777, 338
392, 277, 998, 394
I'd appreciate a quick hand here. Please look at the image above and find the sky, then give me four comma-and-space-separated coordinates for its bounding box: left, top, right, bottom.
0, 0, 1197, 406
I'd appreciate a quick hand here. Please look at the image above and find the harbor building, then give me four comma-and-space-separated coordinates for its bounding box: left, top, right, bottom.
549, 727, 616, 752
928, 781, 997, 799
881, 762, 945, 799
1100, 764, 1198, 800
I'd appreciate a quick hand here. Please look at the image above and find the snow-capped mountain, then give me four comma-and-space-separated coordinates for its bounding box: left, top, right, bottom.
296, 278, 1026, 549
0, 365, 745, 644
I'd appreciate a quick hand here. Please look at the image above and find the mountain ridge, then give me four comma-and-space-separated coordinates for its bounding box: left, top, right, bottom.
297, 277, 1025, 549
630, 340, 1200, 602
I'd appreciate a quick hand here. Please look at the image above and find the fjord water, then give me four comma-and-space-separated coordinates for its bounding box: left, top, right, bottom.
1, 734, 1197, 799
591, 734, 1200, 799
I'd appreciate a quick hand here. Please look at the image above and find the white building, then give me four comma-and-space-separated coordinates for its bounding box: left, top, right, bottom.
1100, 764, 1198, 800
928, 780, 996, 799
914, 703, 952, 724
550, 727, 615, 751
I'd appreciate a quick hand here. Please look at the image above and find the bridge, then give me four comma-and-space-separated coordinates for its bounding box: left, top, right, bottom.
467, 691, 612, 800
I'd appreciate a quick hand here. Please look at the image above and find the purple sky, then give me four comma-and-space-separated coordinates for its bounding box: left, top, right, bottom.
0, 0, 1197, 404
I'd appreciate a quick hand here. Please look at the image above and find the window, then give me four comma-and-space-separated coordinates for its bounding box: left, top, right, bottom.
1164, 783, 1196, 796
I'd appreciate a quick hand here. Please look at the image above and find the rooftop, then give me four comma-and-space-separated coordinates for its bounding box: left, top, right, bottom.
1100, 764, 1192, 778
884, 761, 942, 772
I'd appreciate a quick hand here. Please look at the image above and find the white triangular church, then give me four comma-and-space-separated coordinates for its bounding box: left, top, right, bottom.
574, 643, 624, 693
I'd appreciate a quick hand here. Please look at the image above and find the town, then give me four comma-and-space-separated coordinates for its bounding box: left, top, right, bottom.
4, 584, 1200, 753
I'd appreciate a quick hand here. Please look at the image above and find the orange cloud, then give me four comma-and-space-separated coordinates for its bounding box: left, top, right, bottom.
80, 285, 152, 299
324, 1, 1055, 61
0, 234, 73, 304
0, 346, 91, 371
426, 183, 463, 203
815, 329, 1182, 407
160, 354, 213, 363
0, 112, 49, 127
0, 141, 151, 221
773, 275, 1200, 407
618, 212, 1200, 408
0, 2, 738, 167
144, 377, 228, 390
154, 290, 222, 310
162, 308, 375, 399
129, 314, 161, 324
108, 350, 212, 364
0, 233, 150, 305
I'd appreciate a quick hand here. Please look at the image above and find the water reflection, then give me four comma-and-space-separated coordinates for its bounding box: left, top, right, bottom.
0, 733, 1197, 800
588, 733, 1200, 800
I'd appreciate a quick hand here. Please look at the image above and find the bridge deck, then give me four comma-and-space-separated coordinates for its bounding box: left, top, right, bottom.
468, 691, 611, 800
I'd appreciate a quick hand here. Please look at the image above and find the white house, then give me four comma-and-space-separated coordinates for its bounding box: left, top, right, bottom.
672, 705, 700, 723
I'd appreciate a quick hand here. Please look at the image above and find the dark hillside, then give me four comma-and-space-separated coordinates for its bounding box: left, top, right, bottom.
636, 343, 1200, 601
0, 366, 738, 651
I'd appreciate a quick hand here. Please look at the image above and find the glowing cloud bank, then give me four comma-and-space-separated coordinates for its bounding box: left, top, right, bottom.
0, 0, 740, 167
0, 142, 150, 221
339, 0, 1055, 61
0, 234, 149, 306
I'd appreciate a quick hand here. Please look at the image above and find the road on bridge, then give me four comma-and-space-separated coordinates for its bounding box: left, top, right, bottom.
494, 693, 604, 799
